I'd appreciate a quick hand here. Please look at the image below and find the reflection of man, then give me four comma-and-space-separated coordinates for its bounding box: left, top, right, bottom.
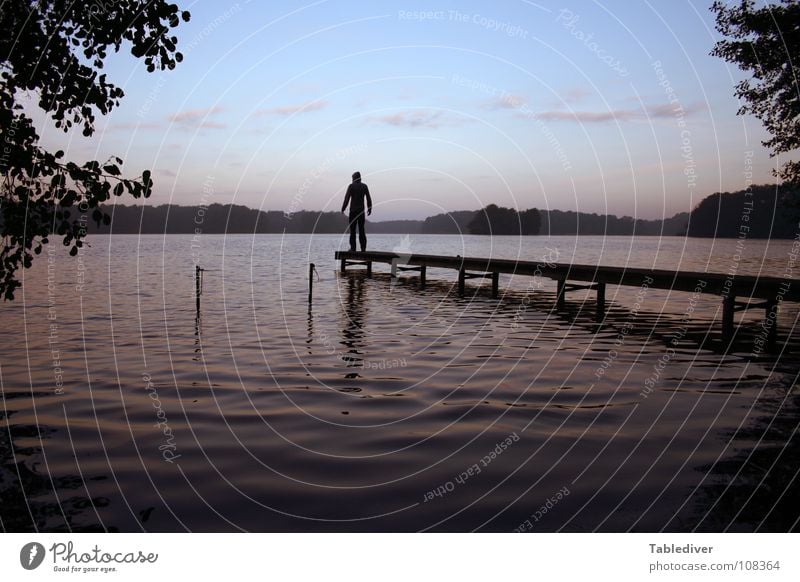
341, 272, 366, 373
341, 171, 373, 252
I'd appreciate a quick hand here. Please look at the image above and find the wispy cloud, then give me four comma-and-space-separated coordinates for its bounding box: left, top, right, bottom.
532, 103, 703, 123
561, 87, 591, 104
534, 109, 637, 122
645, 103, 702, 118
483, 88, 589, 112
105, 122, 163, 131
482, 94, 527, 110
371, 110, 465, 129
254, 99, 328, 116
168, 106, 225, 128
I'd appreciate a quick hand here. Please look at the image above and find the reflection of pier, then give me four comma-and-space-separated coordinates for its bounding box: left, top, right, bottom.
335, 250, 800, 346
340, 273, 367, 374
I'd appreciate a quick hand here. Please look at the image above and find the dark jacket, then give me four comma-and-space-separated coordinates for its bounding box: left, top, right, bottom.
342, 181, 372, 216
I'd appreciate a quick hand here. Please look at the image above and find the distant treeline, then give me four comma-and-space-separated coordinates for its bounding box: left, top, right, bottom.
467, 205, 541, 235
540, 209, 689, 236
84, 184, 799, 238
685, 184, 800, 238
418, 206, 688, 236
88, 205, 351, 234
87, 203, 686, 236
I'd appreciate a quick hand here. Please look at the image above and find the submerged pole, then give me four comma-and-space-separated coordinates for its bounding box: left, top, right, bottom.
766, 298, 778, 349
722, 295, 735, 344
596, 282, 606, 313
556, 278, 566, 310
195, 265, 202, 312
308, 263, 315, 304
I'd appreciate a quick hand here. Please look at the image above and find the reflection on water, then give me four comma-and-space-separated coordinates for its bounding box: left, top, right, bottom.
0, 405, 110, 532
340, 273, 367, 375
688, 383, 800, 532
1, 234, 798, 532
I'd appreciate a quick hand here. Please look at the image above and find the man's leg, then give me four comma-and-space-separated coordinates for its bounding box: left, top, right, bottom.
358, 214, 367, 251
348, 215, 357, 251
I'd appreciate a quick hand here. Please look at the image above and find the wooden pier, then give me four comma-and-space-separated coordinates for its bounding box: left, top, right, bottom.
335, 250, 800, 345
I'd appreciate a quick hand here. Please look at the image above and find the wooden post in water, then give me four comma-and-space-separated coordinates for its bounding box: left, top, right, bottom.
491, 272, 499, 298
420, 265, 427, 288
722, 295, 735, 343
556, 278, 566, 310
596, 282, 606, 313
766, 299, 778, 348
458, 267, 466, 296
308, 263, 315, 305
195, 265, 203, 312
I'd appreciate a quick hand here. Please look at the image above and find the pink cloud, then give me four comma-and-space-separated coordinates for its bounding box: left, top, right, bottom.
561, 87, 591, 104
254, 100, 328, 116
168, 106, 225, 128
534, 109, 639, 122
105, 122, 163, 131
371, 110, 465, 129
482, 94, 527, 110
533, 103, 703, 123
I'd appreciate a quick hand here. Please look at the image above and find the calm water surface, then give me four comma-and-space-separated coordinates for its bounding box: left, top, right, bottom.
1, 234, 799, 531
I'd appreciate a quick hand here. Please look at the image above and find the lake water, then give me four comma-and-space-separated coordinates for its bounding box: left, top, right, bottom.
1, 234, 799, 532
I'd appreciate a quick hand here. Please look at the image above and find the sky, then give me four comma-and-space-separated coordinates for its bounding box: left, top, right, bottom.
36, 0, 781, 220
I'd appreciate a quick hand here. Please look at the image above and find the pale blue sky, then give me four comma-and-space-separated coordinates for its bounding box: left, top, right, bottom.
38, 0, 778, 219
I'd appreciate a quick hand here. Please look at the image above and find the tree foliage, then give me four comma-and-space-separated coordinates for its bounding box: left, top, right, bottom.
711, 0, 800, 183
0, 1, 190, 299
421, 210, 477, 234
686, 183, 800, 238
467, 204, 541, 235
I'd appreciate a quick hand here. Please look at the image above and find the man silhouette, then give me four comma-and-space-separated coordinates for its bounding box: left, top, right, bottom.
341, 171, 373, 252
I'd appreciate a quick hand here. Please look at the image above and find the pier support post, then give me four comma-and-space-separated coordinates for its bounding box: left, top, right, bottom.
556, 278, 566, 310
420, 265, 427, 288
195, 265, 203, 313
766, 299, 778, 348
340, 258, 346, 273
491, 272, 499, 298
366, 261, 372, 277
308, 263, 314, 305
458, 268, 466, 297
596, 282, 606, 314
722, 295, 735, 343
